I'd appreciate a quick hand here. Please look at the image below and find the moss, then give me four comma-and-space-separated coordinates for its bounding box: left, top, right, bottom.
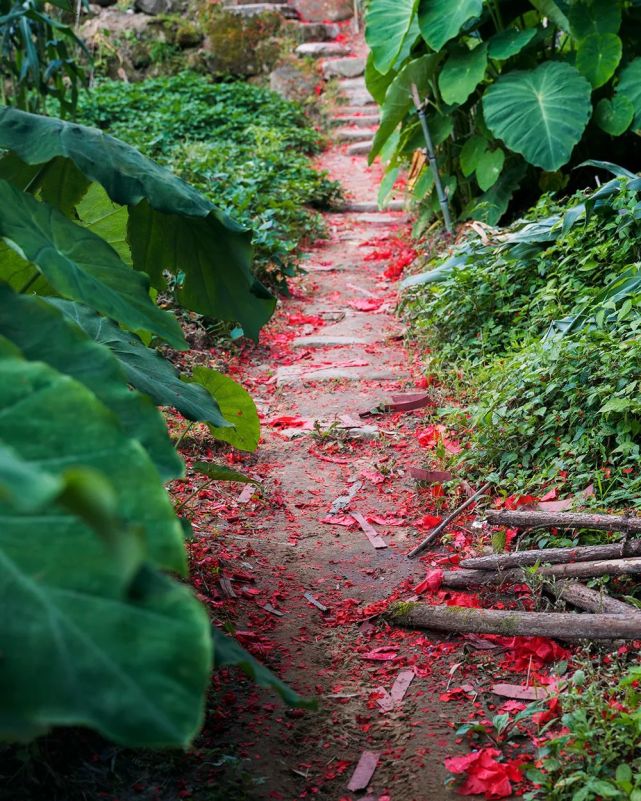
201, 6, 284, 76
388, 600, 419, 619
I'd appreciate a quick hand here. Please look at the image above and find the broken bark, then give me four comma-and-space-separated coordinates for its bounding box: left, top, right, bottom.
439, 557, 641, 588
461, 539, 641, 570
548, 580, 641, 616
485, 509, 641, 534
392, 604, 641, 639
408, 483, 491, 558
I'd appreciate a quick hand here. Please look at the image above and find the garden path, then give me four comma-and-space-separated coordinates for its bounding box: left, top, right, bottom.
185, 36, 468, 801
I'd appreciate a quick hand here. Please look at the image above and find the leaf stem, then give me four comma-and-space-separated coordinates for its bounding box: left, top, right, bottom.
175, 477, 215, 514
174, 421, 195, 451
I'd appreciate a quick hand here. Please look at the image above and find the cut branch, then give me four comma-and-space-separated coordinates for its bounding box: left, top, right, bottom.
461, 539, 641, 570
484, 509, 641, 533
548, 580, 641, 616
391, 604, 641, 640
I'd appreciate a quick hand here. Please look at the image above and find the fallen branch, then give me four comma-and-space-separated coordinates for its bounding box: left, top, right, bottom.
391, 604, 641, 640
485, 509, 641, 534
438, 557, 641, 588
548, 580, 641, 616
461, 539, 641, 570
408, 483, 491, 559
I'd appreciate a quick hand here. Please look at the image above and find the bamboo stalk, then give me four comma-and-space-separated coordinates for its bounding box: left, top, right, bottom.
391, 604, 641, 640
461, 539, 641, 570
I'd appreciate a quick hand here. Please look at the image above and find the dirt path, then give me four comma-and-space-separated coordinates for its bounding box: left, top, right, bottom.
179, 43, 473, 801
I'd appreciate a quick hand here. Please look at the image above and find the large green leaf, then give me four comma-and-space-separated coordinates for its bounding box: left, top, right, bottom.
0, 355, 185, 572
47, 300, 232, 430
460, 134, 489, 177
0, 286, 182, 482
193, 462, 258, 485
365, 52, 397, 104
0, 180, 186, 350
190, 366, 260, 452
418, 0, 483, 52
476, 148, 505, 191
616, 58, 641, 130
568, 0, 622, 39
529, 0, 570, 32
595, 95, 634, 136
482, 62, 592, 171
369, 54, 440, 162
77, 182, 131, 264
0, 441, 62, 512
576, 33, 622, 88
365, 0, 418, 74
488, 28, 537, 60
438, 44, 487, 105
0, 356, 211, 747
212, 627, 315, 709
0, 108, 275, 339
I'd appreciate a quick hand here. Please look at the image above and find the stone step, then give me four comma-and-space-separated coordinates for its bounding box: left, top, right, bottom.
284, 20, 340, 42
224, 0, 287, 5
334, 106, 379, 117
224, 3, 298, 16
296, 41, 350, 58
339, 90, 375, 107
346, 211, 408, 225
322, 56, 366, 79
346, 140, 373, 155
335, 127, 375, 142
293, 334, 369, 347
339, 200, 405, 213
332, 114, 379, 127
276, 365, 405, 386
338, 77, 368, 90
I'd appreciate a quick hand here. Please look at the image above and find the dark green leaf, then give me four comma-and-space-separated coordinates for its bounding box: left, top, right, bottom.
364, 0, 419, 74
575, 33, 622, 88
193, 462, 258, 484
418, 0, 483, 51
438, 44, 488, 105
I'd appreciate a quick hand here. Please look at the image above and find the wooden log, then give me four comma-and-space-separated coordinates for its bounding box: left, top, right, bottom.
407, 483, 490, 559
461, 539, 641, 570
391, 604, 641, 640
485, 509, 641, 534
548, 581, 641, 616
439, 557, 641, 589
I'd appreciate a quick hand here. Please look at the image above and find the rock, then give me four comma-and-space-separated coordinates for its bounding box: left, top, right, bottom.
346, 140, 373, 155
203, 6, 283, 76
80, 8, 152, 40
269, 62, 318, 102
135, 0, 181, 15
323, 57, 365, 79
291, 0, 353, 22
283, 20, 340, 42
225, 3, 298, 17
296, 42, 350, 58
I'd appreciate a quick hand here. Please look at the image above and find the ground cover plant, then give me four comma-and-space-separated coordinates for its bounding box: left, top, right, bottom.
365, 0, 641, 227
79, 72, 341, 291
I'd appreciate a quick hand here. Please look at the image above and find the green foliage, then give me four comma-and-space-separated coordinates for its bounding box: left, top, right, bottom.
526, 663, 641, 800
0, 0, 87, 114
365, 0, 641, 225
78, 73, 341, 290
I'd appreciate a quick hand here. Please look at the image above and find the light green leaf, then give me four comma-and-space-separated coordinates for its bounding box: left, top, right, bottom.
398, 112, 453, 154
595, 95, 633, 136
599, 397, 632, 414
482, 62, 592, 171
460, 135, 488, 177
418, 0, 483, 51
529, 0, 570, 32
47, 300, 232, 430
412, 165, 434, 200
193, 461, 258, 484
616, 57, 641, 130
0, 286, 182, 483
488, 28, 537, 60
0, 108, 275, 340
0, 441, 62, 512
0, 180, 186, 350
378, 166, 401, 208
364, 0, 418, 74
76, 182, 131, 264
369, 54, 441, 162
569, 0, 622, 39
190, 366, 260, 452
438, 44, 488, 105
365, 53, 396, 104
576, 33, 622, 88
476, 148, 505, 191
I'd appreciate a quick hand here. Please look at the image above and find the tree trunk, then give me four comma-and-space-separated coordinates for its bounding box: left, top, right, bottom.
548, 580, 641, 616
461, 539, 641, 570
485, 509, 641, 534
439, 557, 641, 588
391, 604, 641, 640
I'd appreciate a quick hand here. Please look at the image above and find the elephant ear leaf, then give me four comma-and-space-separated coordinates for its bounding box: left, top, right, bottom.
0, 107, 275, 340
418, 0, 483, 52
365, 0, 419, 74
482, 62, 592, 171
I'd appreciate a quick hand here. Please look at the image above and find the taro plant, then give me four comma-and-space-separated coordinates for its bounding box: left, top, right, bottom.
0, 107, 309, 749
365, 0, 641, 227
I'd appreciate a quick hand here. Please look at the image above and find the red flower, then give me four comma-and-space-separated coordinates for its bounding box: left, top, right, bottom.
445, 748, 525, 799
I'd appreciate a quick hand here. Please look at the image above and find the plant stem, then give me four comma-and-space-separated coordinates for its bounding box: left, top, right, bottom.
175, 477, 215, 514
18, 272, 40, 294
174, 421, 195, 450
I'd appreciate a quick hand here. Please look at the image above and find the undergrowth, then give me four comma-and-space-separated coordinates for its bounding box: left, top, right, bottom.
405, 183, 641, 508
79, 72, 341, 290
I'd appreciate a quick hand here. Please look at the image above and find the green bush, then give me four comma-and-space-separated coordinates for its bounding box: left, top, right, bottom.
79, 72, 341, 290
365, 0, 641, 226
